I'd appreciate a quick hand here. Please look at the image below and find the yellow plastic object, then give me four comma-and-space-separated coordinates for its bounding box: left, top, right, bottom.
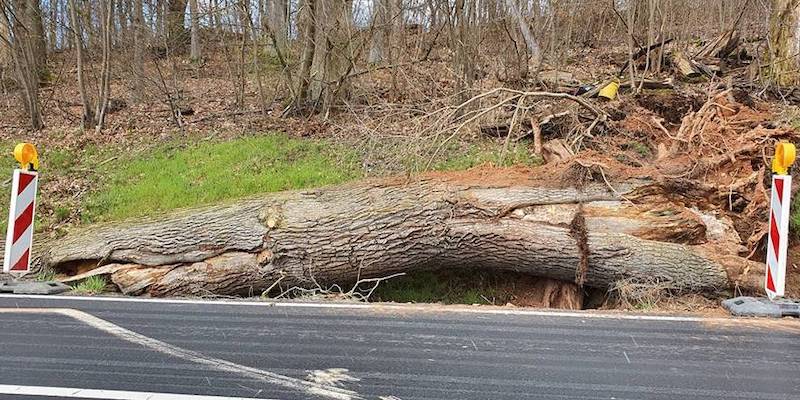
772, 142, 796, 175
13, 143, 38, 171
598, 81, 620, 100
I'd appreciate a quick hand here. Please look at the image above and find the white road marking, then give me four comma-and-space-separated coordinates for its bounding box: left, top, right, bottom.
0, 308, 361, 400
0, 294, 732, 322
0, 384, 278, 400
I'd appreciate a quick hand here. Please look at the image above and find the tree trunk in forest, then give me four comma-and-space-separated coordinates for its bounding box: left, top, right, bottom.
27, 0, 47, 72
117, 0, 129, 46
67, 0, 96, 128
166, 0, 188, 51
4, 0, 44, 129
368, 0, 387, 63
155, 0, 164, 38
49, 0, 58, 52
132, 0, 145, 101
505, 0, 540, 72
94, 0, 114, 131
308, 0, 353, 113
0, 9, 11, 66
268, 0, 287, 53
38, 175, 756, 298
295, 0, 316, 106
189, 0, 201, 60
768, 0, 800, 86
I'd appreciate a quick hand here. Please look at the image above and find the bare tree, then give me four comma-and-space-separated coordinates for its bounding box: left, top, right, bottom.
67, 0, 94, 128
1, 0, 44, 129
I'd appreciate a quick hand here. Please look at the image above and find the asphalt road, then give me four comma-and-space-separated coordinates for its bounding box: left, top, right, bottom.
0, 295, 797, 400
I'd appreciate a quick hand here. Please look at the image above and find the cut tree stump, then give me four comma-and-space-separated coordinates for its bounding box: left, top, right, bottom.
36, 173, 757, 297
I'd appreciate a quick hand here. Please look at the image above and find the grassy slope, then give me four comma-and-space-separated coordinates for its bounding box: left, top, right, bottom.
84, 134, 361, 222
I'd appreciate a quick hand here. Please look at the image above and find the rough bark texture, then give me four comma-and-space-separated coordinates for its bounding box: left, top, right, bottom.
25, 0, 47, 72
0, 15, 9, 64
166, 0, 188, 51
38, 176, 751, 298
308, 0, 352, 111
769, 0, 800, 86
268, 0, 287, 53
189, 0, 200, 60
5, 0, 44, 129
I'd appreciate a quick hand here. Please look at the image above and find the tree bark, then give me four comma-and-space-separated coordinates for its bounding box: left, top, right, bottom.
132, 0, 145, 101
368, 0, 387, 63
26, 0, 47, 72
166, 0, 188, 51
94, 0, 114, 132
671, 50, 701, 79
39, 176, 754, 298
4, 0, 44, 129
49, 0, 58, 52
295, 0, 316, 106
189, 0, 200, 60
0, 13, 10, 64
268, 0, 287, 53
67, 0, 95, 128
307, 0, 353, 113
768, 0, 800, 86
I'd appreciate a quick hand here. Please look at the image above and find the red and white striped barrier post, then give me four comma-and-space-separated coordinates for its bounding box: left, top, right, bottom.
766, 142, 795, 300
3, 143, 39, 274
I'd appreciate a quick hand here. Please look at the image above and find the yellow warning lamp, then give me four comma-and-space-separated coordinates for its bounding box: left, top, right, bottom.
13, 143, 38, 171
772, 142, 796, 176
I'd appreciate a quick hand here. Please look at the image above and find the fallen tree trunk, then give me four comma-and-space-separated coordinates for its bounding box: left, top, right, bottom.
672, 51, 702, 80
39, 172, 756, 297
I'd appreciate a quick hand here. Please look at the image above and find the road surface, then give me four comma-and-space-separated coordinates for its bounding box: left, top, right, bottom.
0, 295, 797, 400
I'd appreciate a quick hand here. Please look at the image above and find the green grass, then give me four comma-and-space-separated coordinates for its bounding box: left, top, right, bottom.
35, 268, 57, 282
84, 134, 360, 222
71, 275, 107, 295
